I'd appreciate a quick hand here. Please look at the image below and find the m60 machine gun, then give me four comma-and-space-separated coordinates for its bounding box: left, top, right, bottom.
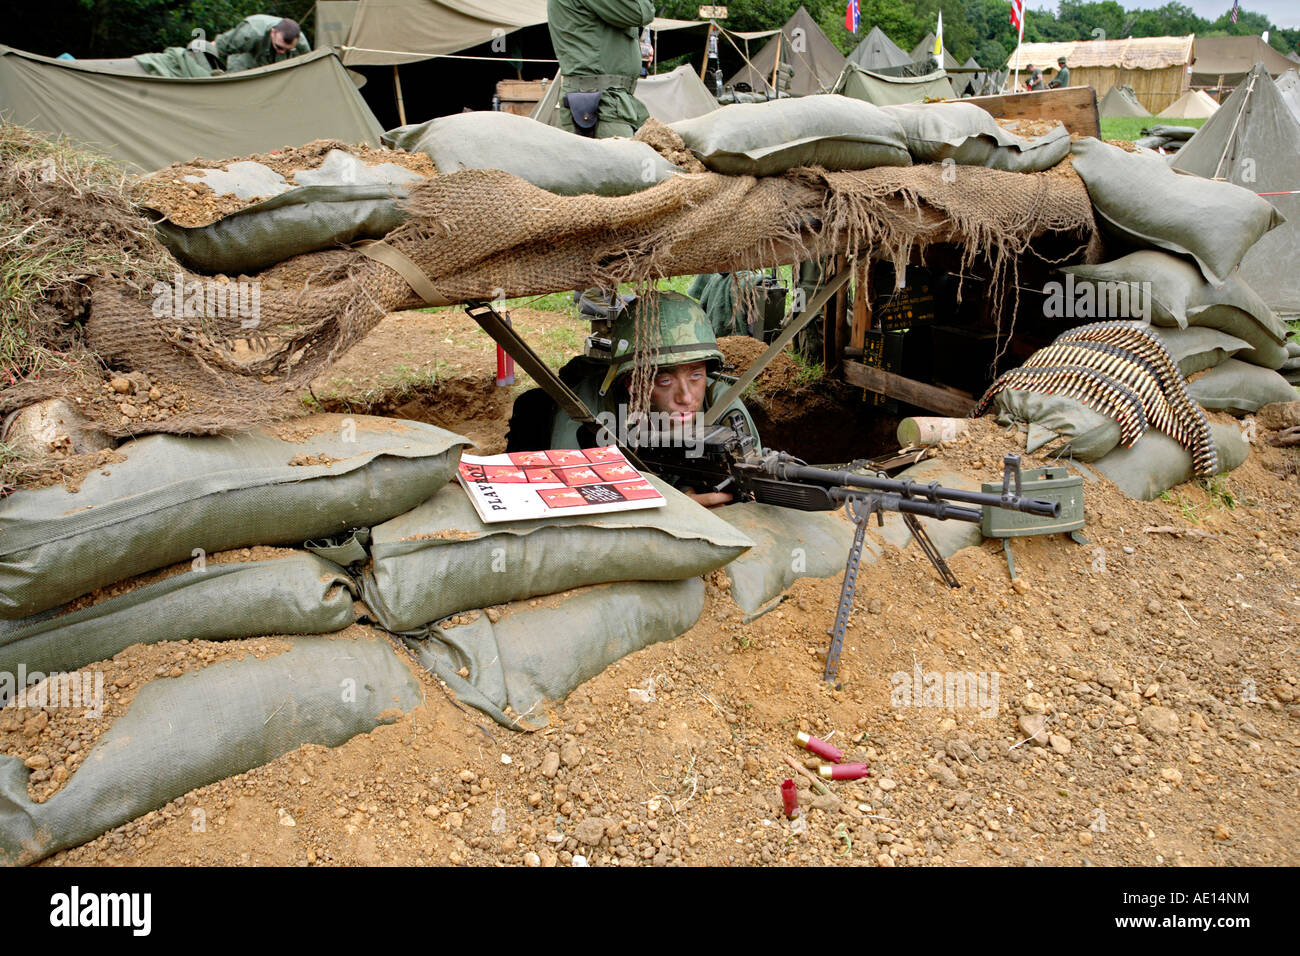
635, 411, 1061, 683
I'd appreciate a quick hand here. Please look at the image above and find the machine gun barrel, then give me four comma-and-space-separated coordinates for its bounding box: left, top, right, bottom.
766, 456, 1061, 520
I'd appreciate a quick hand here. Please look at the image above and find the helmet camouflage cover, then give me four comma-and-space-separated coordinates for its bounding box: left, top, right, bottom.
605, 291, 724, 384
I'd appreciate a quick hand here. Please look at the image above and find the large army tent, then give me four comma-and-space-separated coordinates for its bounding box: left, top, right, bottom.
532, 63, 718, 127
1172, 65, 1300, 316
0, 46, 382, 172
1098, 84, 1150, 117
1008, 35, 1195, 113
1278, 69, 1300, 120
727, 6, 847, 97
340, 0, 550, 66
315, 0, 361, 50
911, 32, 961, 72
847, 25, 912, 74
1191, 35, 1297, 88
1157, 89, 1219, 118
833, 62, 955, 106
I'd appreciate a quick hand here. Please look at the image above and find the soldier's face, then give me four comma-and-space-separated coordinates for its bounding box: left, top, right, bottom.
271, 30, 294, 53
650, 361, 708, 423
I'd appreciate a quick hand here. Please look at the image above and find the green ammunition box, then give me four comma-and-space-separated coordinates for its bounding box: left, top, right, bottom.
980, 466, 1085, 538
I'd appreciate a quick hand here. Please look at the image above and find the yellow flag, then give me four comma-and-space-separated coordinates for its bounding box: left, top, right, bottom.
934, 11, 943, 57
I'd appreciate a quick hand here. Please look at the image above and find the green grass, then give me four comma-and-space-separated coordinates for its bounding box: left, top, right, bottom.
1099, 116, 1209, 143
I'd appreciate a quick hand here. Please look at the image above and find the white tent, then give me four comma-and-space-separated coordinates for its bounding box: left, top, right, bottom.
1158, 89, 1219, 118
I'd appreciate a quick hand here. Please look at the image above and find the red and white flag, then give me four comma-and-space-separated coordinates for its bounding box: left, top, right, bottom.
1010, 0, 1025, 32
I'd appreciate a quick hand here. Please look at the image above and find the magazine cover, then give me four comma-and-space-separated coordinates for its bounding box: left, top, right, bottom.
456, 446, 666, 523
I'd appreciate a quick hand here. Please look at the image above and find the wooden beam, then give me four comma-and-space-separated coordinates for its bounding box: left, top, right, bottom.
843, 360, 974, 418
850, 260, 871, 351
952, 86, 1099, 139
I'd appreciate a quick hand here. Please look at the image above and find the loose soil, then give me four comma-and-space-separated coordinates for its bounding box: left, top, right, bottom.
133, 140, 437, 227
11, 308, 1298, 868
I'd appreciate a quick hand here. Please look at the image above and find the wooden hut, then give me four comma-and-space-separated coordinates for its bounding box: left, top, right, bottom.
1007, 35, 1195, 114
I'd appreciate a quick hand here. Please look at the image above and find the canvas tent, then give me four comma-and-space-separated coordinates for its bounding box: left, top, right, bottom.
532, 63, 717, 127
1172, 65, 1300, 316
911, 32, 961, 72
1008, 35, 1195, 113
315, 0, 361, 50
1157, 89, 1219, 118
1098, 84, 1150, 117
833, 62, 955, 106
1191, 35, 1297, 88
847, 25, 912, 74
0, 46, 382, 172
727, 6, 846, 97
1278, 69, 1300, 120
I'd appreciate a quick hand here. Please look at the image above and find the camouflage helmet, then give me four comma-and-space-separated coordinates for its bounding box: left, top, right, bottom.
600, 291, 724, 392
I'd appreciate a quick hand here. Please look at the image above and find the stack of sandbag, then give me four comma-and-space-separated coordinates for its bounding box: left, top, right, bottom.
0, 414, 468, 864
1282, 340, 1300, 387
881, 102, 1070, 172
138, 148, 435, 274
359, 477, 753, 728
978, 323, 1252, 500
384, 111, 680, 196
1133, 124, 1197, 153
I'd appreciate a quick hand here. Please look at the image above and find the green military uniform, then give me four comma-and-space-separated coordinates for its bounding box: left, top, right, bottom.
215, 14, 310, 73
1049, 63, 1070, 88
506, 292, 760, 452
546, 0, 654, 138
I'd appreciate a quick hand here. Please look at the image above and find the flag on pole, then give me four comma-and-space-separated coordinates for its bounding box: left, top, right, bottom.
845, 0, 860, 34
1231, 0, 1239, 24
1010, 0, 1025, 32
935, 10, 944, 57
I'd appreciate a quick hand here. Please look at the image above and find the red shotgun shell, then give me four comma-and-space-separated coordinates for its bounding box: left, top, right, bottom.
780, 779, 799, 818
818, 762, 871, 781
796, 731, 844, 763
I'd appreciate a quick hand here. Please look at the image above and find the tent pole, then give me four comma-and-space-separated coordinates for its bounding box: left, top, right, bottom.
700, 23, 713, 81
771, 31, 782, 91
393, 64, 407, 126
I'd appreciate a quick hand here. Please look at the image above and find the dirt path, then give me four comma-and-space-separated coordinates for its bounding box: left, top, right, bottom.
32, 312, 1300, 868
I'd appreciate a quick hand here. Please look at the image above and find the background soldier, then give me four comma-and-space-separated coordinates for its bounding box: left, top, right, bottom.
546, 0, 654, 138
215, 15, 309, 73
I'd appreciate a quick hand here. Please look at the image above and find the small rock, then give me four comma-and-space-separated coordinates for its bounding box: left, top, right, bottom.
1213, 824, 1232, 841
523, 852, 541, 867
559, 739, 582, 768
148, 386, 161, 401
1091, 621, 1111, 636
1239, 721, 1262, 740
24, 754, 50, 771
539, 752, 560, 779
118, 403, 139, 419
1018, 714, 1049, 746
573, 817, 607, 846
1160, 767, 1183, 785
109, 377, 131, 394
277, 809, 296, 827
1048, 734, 1071, 755
1021, 692, 1047, 714
1011, 577, 1030, 594
878, 778, 897, 791
445, 811, 464, 828
946, 739, 973, 761
1138, 706, 1179, 737
868, 598, 883, 615
810, 793, 842, 813
926, 762, 959, 788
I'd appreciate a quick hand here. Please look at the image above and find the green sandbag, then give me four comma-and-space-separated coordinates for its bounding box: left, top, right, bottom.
383, 112, 679, 196
1063, 250, 1289, 368
1070, 138, 1283, 286
1186, 360, 1299, 415
1094, 422, 1249, 500
0, 553, 355, 678
1287, 341, 1300, 357
0, 415, 468, 620
993, 389, 1122, 461
881, 102, 1070, 172
403, 579, 706, 729
1149, 326, 1251, 376
361, 478, 751, 633
718, 502, 866, 614
0, 634, 421, 866
669, 95, 911, 177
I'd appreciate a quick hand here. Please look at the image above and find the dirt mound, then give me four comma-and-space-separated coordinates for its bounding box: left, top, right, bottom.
634, 119, 707, 174
996, 118, 1061, 139
133, 140, 437, 227
718, 335, 804, 393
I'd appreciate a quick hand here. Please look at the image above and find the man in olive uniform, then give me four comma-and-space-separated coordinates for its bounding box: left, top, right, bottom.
546, 0, 655, 138
1048, 56, 1070, 89
506, 292, 758, 506
215, 15, 310, 73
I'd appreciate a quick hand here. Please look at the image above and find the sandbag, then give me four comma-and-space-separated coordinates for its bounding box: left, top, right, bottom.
361, 477, 751, 633
993, 389, 1122, 461
669, 95, 911, 177
0, 415, 468, 620
1186, 360, 1299, 415
144, 150, 427, 275
882, 102, 1070, 172
0, 633, 421, 866
0, 553, 355, 679
1149, 326, 1251, 376
1070, 138, 1283, 285
1145, 124, 1198, 141
403, 579, 706, 729
384, 112, 679, 196
1094, 422, 1249, 500
1063, 250, 1289, 368
718, 502, 865, 614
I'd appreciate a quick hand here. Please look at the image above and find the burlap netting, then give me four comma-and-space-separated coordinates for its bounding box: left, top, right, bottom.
75, 161, 1096, 436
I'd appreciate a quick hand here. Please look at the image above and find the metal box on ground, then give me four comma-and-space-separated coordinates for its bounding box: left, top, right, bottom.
981, 466, 1087, 579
